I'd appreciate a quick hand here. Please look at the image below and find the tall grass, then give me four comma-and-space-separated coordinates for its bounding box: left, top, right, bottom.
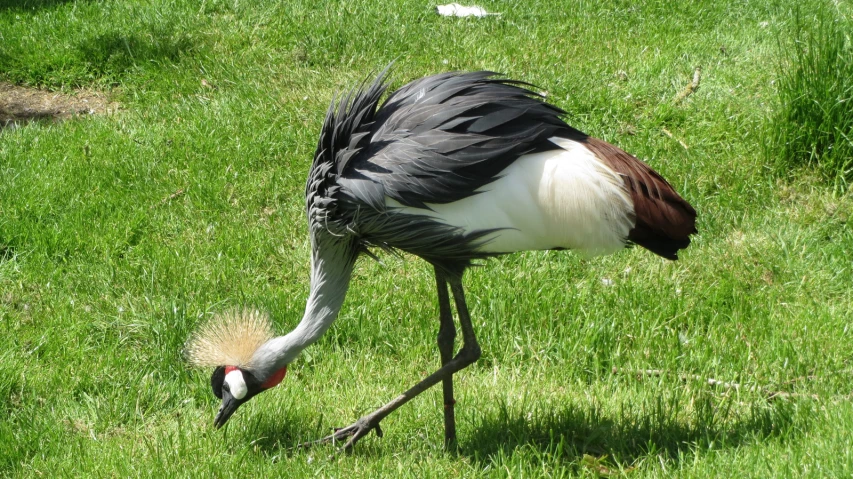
3, 0, 853, 476
771, 6, 853, 187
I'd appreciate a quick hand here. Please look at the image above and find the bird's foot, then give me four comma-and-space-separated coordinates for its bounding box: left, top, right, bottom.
300, 415, 384, 453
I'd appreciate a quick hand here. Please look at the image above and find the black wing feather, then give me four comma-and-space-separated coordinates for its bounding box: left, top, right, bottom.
306, 68, 585, 263
338, 71, 585, 209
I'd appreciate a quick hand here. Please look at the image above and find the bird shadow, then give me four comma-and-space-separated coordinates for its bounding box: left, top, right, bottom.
241, 389, 807, 468
459, 393, 807, 470
233, 409, 369, 458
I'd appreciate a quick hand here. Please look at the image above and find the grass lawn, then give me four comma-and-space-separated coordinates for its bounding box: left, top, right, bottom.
2, 0, 852, 476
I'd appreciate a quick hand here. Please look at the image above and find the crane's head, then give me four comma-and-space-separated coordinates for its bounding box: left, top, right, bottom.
208, 363, 286, 428
186, 309, 288, 428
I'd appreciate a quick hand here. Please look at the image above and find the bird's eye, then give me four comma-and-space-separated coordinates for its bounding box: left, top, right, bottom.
222, 381, 230, 392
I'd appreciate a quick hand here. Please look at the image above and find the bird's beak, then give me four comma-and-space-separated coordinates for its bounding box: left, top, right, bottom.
213, 389, 240, 428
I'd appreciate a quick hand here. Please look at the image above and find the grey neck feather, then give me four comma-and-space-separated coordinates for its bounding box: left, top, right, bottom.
249, 234, 356, 379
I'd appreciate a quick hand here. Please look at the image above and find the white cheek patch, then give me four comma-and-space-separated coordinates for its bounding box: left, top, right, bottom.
224, 370, 248, 400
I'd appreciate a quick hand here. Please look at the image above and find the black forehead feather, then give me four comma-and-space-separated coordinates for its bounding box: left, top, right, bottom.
211, 366, 225, 400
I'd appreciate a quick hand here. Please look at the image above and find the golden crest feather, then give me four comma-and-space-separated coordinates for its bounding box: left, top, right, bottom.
185, 309, 275, 369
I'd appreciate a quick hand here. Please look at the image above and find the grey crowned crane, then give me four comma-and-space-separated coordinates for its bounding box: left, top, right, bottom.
186, 69, 697, 451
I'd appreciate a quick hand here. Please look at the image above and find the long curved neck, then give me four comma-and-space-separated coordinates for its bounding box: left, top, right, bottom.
251, 235, 356, 377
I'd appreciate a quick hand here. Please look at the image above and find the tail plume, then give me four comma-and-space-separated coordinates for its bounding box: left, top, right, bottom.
584, 137, 697, 259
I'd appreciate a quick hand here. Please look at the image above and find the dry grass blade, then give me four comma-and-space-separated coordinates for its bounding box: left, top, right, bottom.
611, 367, 843, 400
151, 188, 186, 209
673, 67, 702, 105
662, 128, 689, 150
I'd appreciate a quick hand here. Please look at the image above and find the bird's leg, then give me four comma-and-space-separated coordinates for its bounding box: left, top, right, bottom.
302, 273, 481, 453
447, 275, 482, 366
435, 267, 458, 449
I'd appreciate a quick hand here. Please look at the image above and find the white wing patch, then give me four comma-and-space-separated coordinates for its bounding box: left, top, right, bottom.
385, 137, 634, 256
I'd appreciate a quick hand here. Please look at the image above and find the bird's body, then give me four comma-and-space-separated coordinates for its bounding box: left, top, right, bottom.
189, 69, 696, 449
307, 70, 693, 270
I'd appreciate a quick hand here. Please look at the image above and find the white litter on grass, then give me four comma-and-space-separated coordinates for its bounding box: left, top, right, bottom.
436, 3, 497, 17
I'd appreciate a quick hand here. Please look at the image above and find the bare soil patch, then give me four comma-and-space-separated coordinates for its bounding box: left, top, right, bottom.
1, 82, 118, 130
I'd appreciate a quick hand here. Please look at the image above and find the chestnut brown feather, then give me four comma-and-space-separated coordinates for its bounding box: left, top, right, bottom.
582, 137, 697, 260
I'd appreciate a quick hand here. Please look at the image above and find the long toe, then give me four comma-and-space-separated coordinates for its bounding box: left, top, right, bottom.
298, 426, 354, 449
300, 417, 383, 451
338, 418, 383, 452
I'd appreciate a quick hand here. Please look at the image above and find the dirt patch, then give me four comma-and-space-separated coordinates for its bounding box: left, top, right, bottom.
0, 82, 118, 130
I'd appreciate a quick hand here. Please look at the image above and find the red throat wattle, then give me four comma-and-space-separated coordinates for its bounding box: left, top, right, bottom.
224, 366, 286, 389
261, 367, 287, 389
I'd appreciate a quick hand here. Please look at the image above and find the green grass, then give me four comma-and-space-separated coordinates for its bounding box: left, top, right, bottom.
2, 0, 853, 477
770, 3, 853, 187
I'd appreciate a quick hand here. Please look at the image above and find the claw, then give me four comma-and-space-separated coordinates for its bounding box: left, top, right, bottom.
298, 416, 384, 452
